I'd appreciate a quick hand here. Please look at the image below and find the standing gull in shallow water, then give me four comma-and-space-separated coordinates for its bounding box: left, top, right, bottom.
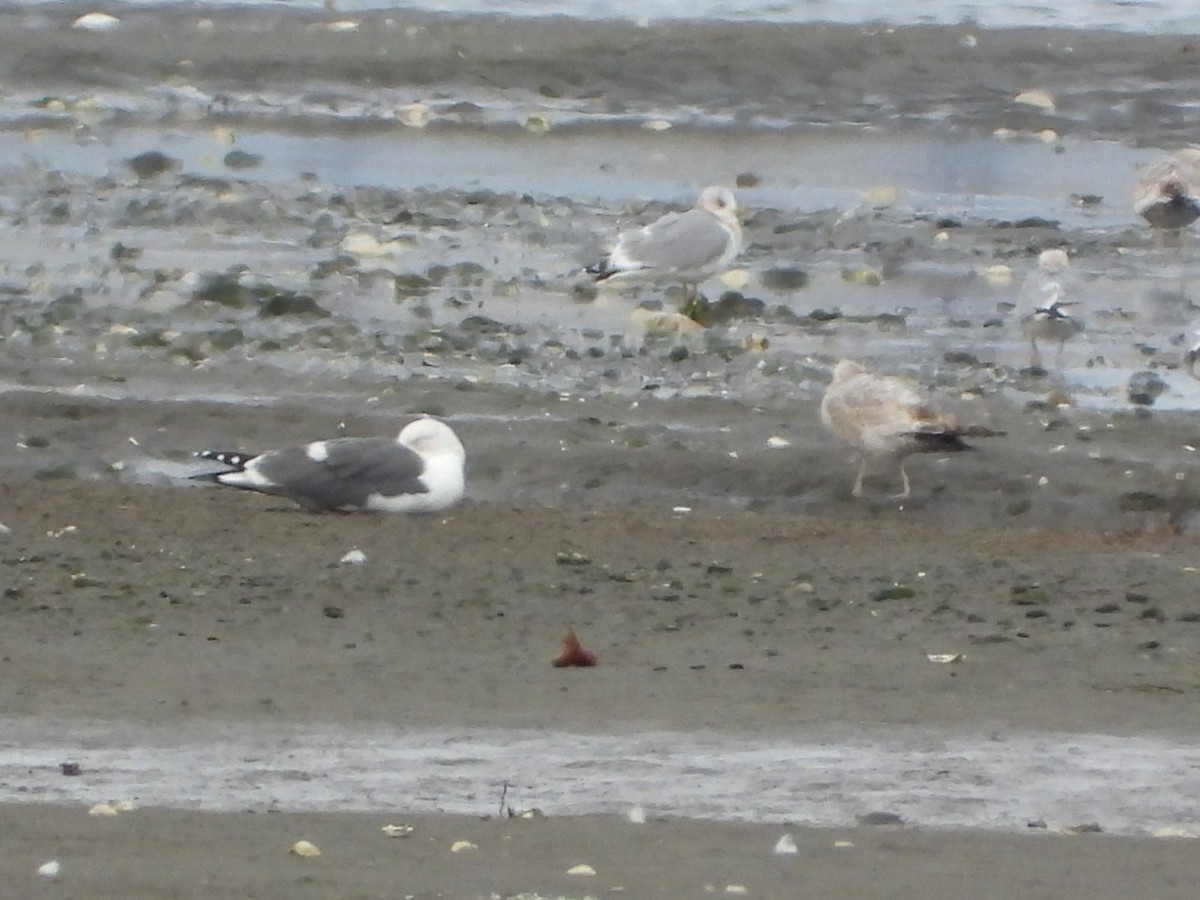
193, 417, 466, 513
1133, 148, 1200, 241
1015, 249, 1084, 368
585, 186, 742, 313
820, 360, 981, 499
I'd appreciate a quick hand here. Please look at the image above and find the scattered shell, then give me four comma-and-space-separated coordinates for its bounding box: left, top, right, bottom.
766, 436, 791, 449
113, 799, 137, 812
841, 266, 883, 286
1014, 89, 1056, 111
672, 506, 692, 514
340, 548, 367, 565
628, 805, 646, 824
325, 19, 360, 31
341, 233, 396, 258
833, 839, 855, 848
629, 309, 706, 338
450, 840, 478, 853
980, 264, 1013, 287
523, 113, 552, 133
381, 824, 414, 838
725, 886, 748, 895
88, 803, 119, 817
641, 119, 672, 131
1036, 128, 1060, 144
926, 653, 965, 664
72, 12, 121, 31
960, 33, 978, 48
398, 101, 430, 129
36, 860, 60, 879
566, 863, 597, 876
719, 268, 750, 290
1153, 827, 1198, 838
864, 185, 899, 207
290, 840, 322, 857
774, 833, 799, 855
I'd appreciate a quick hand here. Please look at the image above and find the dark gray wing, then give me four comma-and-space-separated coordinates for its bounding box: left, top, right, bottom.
617, 209, 732, 274
257, 438, 427, 510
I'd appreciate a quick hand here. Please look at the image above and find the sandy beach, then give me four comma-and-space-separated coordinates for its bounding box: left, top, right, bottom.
3, 3, 1200, 896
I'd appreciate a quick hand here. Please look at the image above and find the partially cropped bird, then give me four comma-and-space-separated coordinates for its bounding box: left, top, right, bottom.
820, 360, 994, 499
585, 185, 742, 316
1133, 148, 1200, 242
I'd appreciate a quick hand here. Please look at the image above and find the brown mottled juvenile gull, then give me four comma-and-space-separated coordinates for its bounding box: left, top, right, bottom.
820, 360, 976, 499
193, 417, 465, 513
1015, 249, 1084, 368
1133, 148, 1200, 237
585, 185, 743, 306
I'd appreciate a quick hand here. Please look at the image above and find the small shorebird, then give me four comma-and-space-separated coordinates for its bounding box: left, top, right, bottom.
1133, 148, 1200, 242
1015, 249, 1083, 368
585, 186, 742, 316
820, 359, 983, 499
193, 416, 466, 513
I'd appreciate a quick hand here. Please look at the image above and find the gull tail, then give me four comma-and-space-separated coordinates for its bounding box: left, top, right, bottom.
190, 449, 258, 481
584, 258, 623, 282
907, 431, 972, 453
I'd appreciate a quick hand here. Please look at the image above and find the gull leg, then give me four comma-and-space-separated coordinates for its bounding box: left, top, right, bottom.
889, 462, 912, 500
1029, 337, 1042, 368
851, 456, 867, 497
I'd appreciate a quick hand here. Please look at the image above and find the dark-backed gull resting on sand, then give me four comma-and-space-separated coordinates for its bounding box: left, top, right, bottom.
820, 360, 999, 500
585, 185, 743, 309
192, 417, 466, 513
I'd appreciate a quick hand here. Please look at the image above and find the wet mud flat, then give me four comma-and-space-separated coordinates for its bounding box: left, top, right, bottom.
3, 5, 1200, 896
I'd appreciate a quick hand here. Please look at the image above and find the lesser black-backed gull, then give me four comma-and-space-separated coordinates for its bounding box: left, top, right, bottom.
193, 416, 465, 513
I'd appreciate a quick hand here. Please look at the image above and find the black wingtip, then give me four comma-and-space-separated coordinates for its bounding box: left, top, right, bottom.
584, 260, 616, 282
909, 431, 972, 452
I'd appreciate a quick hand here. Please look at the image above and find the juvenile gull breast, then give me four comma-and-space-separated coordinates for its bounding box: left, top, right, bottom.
193, 417, 465, 513
819, 360, 973, 499
1133, 148, 1200, 234
585, 185, 742, 306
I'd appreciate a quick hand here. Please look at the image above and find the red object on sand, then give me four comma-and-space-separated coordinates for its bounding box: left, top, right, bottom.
552, 628, 598, 667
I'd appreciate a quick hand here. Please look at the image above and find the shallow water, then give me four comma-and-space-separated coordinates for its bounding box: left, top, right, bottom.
101, 0, 1200, 32
4, 719, 1198, 835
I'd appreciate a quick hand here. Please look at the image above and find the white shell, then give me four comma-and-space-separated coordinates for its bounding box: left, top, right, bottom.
1014, 89, 1056, 111
449, 840, 477, 853
36, 860, 60, 878
88, 802, 119, 817
627, 805, 646, 824
290, 840, 321, 857
381, 824, 413, 838
566, 863, 597, 876
72, 12, 121, 31
766, 436, 791, 449
340, 548, 367, 565
774, 833, 799, 854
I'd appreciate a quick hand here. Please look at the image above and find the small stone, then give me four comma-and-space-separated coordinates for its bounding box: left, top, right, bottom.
60, 761, 82, 776
858, 811, 904, 826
